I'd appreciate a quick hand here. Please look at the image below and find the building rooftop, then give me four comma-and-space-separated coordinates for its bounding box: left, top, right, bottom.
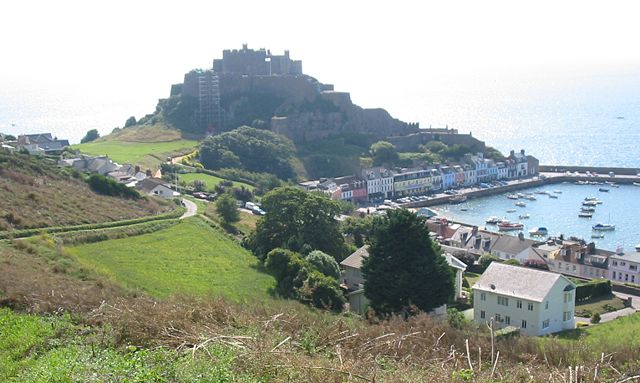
473, 262, 574, 302
610, 251, 640, 264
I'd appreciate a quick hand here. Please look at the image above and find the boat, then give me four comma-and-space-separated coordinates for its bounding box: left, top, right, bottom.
593, 223, 615, 231
635, 244, 640, 252
634, 182, 640, 187
529, 227, 548, 236
584, 197, 598, 201
460, 207, 468, 211
534, 190, 548, 195
548, 194, 558, 199
485, 216, 500, 224
449, 195, 467, 204
519, 213, 530, 219
591, 233, 605, 239
498, 221, 524, 231
582, 201, 598, 207
524, 195, 537, 201
515, 201, 526, 207
553, 190, 562, 194
599, 188, 610, 192
516, 193, 525, 198
578, 212, 593, 218
581, 206, 595, 212
506, 194, 519, 200
506, 209, 517, 213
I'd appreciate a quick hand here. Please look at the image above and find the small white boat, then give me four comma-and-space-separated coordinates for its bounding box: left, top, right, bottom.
593, 223, 615, 231
584, 196, 598, 201
534, 190, 548, 195
485, 216, 500, 224
634, 182, 640, 187
524, 195, 537, 201
506, 194, 519, 200
591, 233, 605, 239
553, 190, 562, 194
582, 201, 598, 207
599, 188, 610, 192
506, 209, 517, 213
515, 201, 527, 207
578, 212, 593, 218
581, 206, 595, 212
529, 227, 548, 236
549, 194, 558, 199
519, 213, 530, 219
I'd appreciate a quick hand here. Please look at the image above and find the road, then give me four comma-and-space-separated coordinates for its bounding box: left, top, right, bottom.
180, 198, 197, 219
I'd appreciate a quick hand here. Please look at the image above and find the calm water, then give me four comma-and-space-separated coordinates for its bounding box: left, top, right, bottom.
433, 183, 640, 252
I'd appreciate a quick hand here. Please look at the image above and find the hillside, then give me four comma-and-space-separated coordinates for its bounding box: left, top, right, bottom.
0, 152, 174, 231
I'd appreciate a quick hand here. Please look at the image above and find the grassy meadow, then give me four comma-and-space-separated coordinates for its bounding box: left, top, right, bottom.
179, 172, 255, 191
66, 217, 274, 302
74, 139, 198, 170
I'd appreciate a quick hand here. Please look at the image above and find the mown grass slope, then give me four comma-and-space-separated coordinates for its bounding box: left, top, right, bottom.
67, 217, 274, 302
0, 152, 173, 231
178, 171, 255, 191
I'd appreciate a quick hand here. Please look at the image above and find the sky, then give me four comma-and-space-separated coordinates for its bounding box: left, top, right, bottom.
2, 0, 640, 138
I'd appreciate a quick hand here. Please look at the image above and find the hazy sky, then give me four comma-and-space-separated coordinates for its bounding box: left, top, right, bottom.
2, 0, 640, 132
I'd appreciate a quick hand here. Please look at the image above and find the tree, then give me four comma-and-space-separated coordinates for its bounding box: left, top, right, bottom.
192, 180, 206, 192
250, 186, 348, 261
80, 129, 100, 144
264, 248, 308, 298
591, 312, 601, 324
342, 216, 374, 248
370, 141, 398, 166
306, 250, 341, 280
361, 209, 454, 315
199, 126, 296, 179
215, 193, 239, 227
124, 116, 137, 127
478, 254, 501, 271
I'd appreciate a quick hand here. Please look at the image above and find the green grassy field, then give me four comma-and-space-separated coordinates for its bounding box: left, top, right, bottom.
73, 139, 198, 170
553, 313, 640, 347
179, 172, 255, 191
574, 294, 626, 317
66, 217, 274, 302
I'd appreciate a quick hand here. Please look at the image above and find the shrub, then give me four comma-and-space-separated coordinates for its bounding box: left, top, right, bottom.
590, 312, 601, 324
575, 280, 611, 301
87, 174, 140, 199
305, 250, 341, 280
478, 254, 501, 271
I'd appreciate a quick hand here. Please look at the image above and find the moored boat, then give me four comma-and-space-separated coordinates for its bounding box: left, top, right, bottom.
515, 201, 526, 207
599, 188, 610, 192
549, 194, 558, 199
449, 195, 467, 204
498, 221, 524, 231
506, 194, 519, 200
485, 216, 500, 224
506, 209, 517, 213
578, 212, 593, 218
519, 213, 530, 219
592, 223, 615, 231
591, 233, 605, 239
553, 190, 562, 194
581, 206, 595, 212
529, 227, 548, 236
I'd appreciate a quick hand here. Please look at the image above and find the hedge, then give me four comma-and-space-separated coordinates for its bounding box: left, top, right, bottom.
0, 207, 185, 239
575, 279, 612, 301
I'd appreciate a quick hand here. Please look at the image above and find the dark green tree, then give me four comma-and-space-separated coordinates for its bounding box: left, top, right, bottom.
370, 141, 398, 166
306, 250, 341, 280
341, 216, 374, 248
361, 209, 454, 315
124, 116, 137, 128
215, 193, 240, 227
264, 248, 309, 298
80, 129, 100, 143
250, 186, 348, 261
478, 254, 501, 271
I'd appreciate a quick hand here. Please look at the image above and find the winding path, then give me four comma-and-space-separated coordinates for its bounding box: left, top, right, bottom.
180, 198, 198, 219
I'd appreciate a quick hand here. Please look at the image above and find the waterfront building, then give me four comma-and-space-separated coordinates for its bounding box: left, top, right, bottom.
609, 250, 640, 285
393, 168, 433, 197
463, 164, 476, 186
335, 175, 367, 204
536, 238, 610, 280
362, 167, 394, 200
473, 263, 576, 336
496, 162, 508, 180
429, 168, 443, 192
508, 149, 532, 178
453, 165, 465, 186
440, 166, 456, 189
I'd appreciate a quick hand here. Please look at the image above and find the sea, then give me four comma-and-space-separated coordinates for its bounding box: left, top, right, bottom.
1, 71, 639, 250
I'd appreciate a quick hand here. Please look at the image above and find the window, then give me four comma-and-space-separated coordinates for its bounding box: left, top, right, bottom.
545, 301, 549, 310
631, 265, 638, 271
564, 292, 572, 303
495, 313, 502, 322
505, 316, 511, 325
480, 292, 486, 301
480, 310, 485, 319
563, 311, 572, 321
497, 296, 509, 306
528, 303, 534, 311
521, 320, 527, 329
517, 300, 522, 309
613, 260, 618, 266
613, 271, 617, 279
542, 319, 550, 329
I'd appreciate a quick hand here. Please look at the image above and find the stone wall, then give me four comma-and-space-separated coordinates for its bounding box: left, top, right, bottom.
540, 165, 640, 176
386, 131, 485, 152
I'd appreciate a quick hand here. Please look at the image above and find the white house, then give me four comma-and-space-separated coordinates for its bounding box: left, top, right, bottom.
135, 178, 180, 198
340, 245, 466, 314
473, 263, 576, 336
490, 232, 539, 263
609, 251, 640, 285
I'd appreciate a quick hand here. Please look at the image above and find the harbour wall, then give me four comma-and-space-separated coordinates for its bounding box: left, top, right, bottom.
401, 174, 639, 208
540, 165, 639, 176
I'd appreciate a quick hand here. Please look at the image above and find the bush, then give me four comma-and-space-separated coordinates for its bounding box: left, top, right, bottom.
87, 174, 140, 199
590, 312, 601, 324
306, 250, 341, 280
576, 280, 612, 301
478, 254, 501, 271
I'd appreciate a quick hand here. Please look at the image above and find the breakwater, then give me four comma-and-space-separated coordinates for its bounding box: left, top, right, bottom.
539, 165, 640, 176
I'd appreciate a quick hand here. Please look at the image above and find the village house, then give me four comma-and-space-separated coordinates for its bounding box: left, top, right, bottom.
537, 237, 610, 280
16, 133, 69, 155
473, 263, 576, 336
340, 245, 466, 314
361, 167, 394, 200
608, 250, 640, 285
135, 178, 180, 198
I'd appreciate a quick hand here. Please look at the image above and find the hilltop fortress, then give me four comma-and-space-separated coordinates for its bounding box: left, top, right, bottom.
164, 44, 482, 150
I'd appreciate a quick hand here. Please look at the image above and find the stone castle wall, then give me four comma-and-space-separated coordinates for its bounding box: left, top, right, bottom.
386, 131, 485, 152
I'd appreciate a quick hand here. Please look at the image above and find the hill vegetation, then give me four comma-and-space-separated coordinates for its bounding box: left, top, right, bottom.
0, 152, 173, 231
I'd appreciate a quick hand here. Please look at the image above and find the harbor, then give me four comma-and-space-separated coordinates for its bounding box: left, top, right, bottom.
429, 180, 640, 252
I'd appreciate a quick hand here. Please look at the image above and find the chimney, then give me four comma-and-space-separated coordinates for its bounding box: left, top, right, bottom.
472, 226, 478, 235
518, 232, 525, 240
520, 149, 525, 155
510, 150, 515, 157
